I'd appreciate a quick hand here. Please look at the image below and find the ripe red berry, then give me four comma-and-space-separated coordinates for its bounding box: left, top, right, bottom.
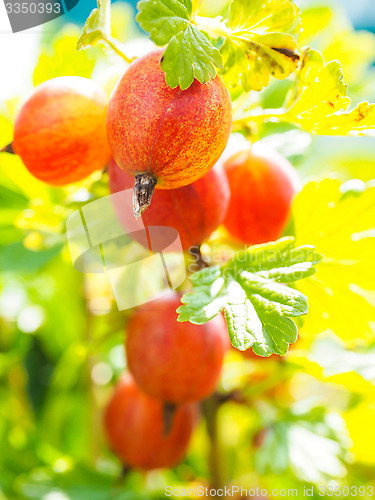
104, 375, 196, 470
223, 142, 300, 245
108, 158, 230, 251
106, 49, 232, 217
13, 76, 111, 185
126, 293, 229, 404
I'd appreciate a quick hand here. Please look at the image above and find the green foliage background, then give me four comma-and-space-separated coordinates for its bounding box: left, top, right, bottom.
1, 0, 375, 498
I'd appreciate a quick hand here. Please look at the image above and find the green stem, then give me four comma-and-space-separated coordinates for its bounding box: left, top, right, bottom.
84, 278, 101, 462
195, 15, 229, 39
233, 108, 286, 129
103, 36, 133, 64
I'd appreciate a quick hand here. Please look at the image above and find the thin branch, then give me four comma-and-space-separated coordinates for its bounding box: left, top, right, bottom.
103, 37, 133, 64
202, 394, 224, 492
233, 108, 285, 126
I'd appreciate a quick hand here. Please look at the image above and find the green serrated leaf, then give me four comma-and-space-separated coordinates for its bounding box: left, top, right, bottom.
257, 262, 317, 283
177, 237, 321, 356
226, 300, 264, 352
136, 0, 222, 89
240, 274, 308, 317
255, 311, 298, 354
77, 0, 111, 50
162, 25, 222, 89
136, 0, 192, 45
231, 236, 294, 264
220, 0, 300, 91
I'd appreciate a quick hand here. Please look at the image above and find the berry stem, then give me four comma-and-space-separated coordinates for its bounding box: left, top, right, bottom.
162, 402, 177, 437
115, 464, 132, 487
202, 394, 224, 493
0, 142, 14, 154
121, 464, 131, 477
83, 277, 101, 462
133, 173, 157, 219
190, 245, 210, 271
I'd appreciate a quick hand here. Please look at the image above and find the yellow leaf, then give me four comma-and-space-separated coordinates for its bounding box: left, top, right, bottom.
221, 0, 300, 91
299, 6, 332, 45
318, 102, 375, 136
111, 2, 140, 43
33, 25, 97, 86
345, 400, 375, 465
294, 178, 375, 344
323, 30, 375, 86
0, 113, 13, 150
300, 2, 375, 86
280, 49, 375, 136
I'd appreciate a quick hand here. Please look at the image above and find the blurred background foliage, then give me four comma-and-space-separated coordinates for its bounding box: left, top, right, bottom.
1, 0, 375, 498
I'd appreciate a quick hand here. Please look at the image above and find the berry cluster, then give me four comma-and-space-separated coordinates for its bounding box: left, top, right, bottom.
3, 49, 299, 471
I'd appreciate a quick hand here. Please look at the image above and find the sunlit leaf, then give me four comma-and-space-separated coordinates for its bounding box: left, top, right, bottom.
34, 26, 96, 86
300, 3, 375, 86
0, 186, 28, 211
319, 101, 375, 136
111, 2, 140, 43
0, 113, 13, 150
294, 178, 375, 343
299, 5, 332, 45
162, 25, 222, 89
220, 0, 300, 91
286, 49, 349, 115
0, 242, 63, 274
279, 50, 375, 135
345, 400, 375, 465
255, 404, 350, 483
77, 0, 111, 50
309, 336, 375, 384
137, 0, 222, 89
323, 30, 375, 86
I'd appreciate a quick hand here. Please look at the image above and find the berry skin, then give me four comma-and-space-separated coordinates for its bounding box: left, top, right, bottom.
108, 158, 230, 251
106, 49, 232, 217
223, 142, 300, 245
126, 292, 229, 404
104, 375, 196, 470
13, 76, 111, 185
